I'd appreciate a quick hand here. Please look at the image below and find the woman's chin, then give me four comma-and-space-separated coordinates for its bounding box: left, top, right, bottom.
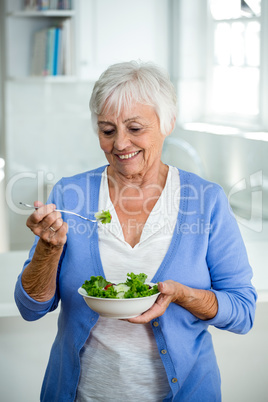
116, 164, 142, 177
109, 155, 144, 176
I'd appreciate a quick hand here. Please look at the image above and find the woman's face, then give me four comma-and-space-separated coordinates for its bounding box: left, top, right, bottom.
97, 103, 168, 178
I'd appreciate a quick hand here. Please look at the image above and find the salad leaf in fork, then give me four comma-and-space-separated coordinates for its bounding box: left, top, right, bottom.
94, 210, 112, 224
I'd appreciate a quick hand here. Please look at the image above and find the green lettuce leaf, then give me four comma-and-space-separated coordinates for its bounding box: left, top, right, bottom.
94, 210, 112, 224
82, 276, 117, 298
81, 272, 159, 299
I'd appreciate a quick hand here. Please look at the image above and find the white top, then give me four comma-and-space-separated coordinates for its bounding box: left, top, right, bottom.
76, 166, 180, 401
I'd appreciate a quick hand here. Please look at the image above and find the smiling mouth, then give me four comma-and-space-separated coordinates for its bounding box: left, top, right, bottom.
117, 151, 140, 160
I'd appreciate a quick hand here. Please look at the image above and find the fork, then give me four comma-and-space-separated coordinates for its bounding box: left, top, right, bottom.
19, 202, 98, 222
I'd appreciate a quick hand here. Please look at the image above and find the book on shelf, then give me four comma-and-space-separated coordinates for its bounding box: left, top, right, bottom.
31, 29, 47, 76
31, 21, 74, 77
24, 0, 72, 11
46, 27, 55, 75
61, 19, 73, 75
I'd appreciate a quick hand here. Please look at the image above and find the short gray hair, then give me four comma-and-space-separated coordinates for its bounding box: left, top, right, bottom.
89, 60, 177, 136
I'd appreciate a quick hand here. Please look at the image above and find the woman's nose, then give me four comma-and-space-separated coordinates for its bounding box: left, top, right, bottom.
114, 129, 131, 150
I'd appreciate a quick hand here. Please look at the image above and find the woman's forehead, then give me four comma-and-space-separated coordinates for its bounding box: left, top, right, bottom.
98, 103, 156, 122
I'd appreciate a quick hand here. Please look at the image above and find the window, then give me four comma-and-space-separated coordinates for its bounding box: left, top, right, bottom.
206, 0, 263, 128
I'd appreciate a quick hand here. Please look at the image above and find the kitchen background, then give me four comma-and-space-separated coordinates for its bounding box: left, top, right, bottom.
0, 0, 267, 401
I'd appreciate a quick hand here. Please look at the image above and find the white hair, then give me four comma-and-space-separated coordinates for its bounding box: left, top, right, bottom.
89, 60, 177, 136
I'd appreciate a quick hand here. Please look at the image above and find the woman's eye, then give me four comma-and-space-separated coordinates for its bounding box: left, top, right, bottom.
103, 130, 114, 135
129, 127, 141, 133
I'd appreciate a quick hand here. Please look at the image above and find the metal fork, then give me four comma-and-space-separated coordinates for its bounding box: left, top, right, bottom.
19, 202, 98, 222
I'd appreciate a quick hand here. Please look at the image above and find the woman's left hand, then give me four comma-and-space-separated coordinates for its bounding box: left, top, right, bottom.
127, 280, 218, 324
127, 280, 181, 324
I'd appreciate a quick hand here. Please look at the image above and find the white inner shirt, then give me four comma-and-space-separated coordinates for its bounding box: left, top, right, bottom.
76, 165, 180, 402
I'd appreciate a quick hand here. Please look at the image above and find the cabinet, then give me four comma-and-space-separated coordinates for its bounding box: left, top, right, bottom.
4, 0, 77, 82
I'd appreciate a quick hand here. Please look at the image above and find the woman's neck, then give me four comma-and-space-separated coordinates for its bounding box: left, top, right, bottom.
107, 161, 169, 193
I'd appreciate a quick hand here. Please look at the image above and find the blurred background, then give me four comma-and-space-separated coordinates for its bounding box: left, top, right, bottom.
0, 0, 267, 401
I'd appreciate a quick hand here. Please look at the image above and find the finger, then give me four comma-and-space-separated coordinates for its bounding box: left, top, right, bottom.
41, 221, 68, 247
128, 284, 175, 324
29, 204, 57, 225
34, 200, 44, 209
158, 281, 182, 302
49, 222, 68, 246
158, 281, 175, 295
41, 211, 63, 232
46, 218, 63, 237
27, 210, 61, 241
127, 304, 163, 324
48, 217, 64, 232
128, 294, 172, 324
51, 221, 68, 239
28, 210, 61, 235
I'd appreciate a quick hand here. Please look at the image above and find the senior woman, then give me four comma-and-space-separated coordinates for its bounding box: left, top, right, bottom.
15, 60, 257, 402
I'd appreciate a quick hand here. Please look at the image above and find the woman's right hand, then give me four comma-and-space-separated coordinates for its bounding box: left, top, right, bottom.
22, 201, 67, 301
26, 200, 68, 247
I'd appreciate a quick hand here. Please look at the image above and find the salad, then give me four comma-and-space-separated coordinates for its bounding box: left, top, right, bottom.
81, 272, 159, 299
94, 210, 112, 224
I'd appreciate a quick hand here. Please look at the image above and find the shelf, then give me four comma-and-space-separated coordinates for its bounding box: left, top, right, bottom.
7, 75, 78, 83
8, 10, 75, 18
258, 290, 268, 303
0, 303, 20, 317
5, 6, 76, 78
0, 302, 60, 318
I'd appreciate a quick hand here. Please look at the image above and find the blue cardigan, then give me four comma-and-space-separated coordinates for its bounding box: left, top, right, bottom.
14, 166, 257, 402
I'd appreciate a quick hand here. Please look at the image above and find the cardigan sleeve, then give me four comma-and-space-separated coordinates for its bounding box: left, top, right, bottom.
205, 187, 257, 333
14, 181, 65, 321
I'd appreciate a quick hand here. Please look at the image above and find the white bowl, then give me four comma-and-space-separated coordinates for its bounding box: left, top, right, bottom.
78, 284, 160, 319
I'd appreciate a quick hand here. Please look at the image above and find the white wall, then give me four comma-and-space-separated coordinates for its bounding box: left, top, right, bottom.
174, 0, 208, 123
0, 314, 58, 402
211, 302, 268, 402
76, 0, 169, 80
175, 127, 268, 220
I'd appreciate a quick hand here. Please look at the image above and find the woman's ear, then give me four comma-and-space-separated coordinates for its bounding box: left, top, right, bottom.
165, 117, 176, 137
